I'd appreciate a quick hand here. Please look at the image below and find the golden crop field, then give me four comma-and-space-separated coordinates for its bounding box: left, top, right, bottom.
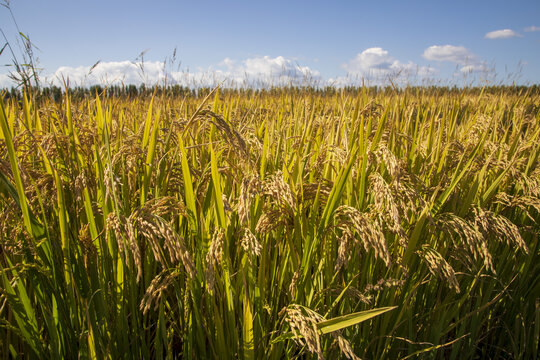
0, 86, 539, 359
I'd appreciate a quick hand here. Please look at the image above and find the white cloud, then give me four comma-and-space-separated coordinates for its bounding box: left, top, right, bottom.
30, 56, 321, 88
524, 26, 540, 32
343, 48, 393, 73
485, 29, 522, 39
0, 73, 14, 88
45, 61, 166, 87
0, 62, 168, 89
341, 47, 434, 84
459, 64, 489, 74
422, 45, 476, 65
0, 51, 433, 89
422, 44, 489, 76
217, 55, 320, 86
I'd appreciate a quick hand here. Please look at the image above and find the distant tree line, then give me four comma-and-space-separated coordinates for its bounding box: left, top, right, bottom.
1, 83, 539, 103
0, 84, 194, 102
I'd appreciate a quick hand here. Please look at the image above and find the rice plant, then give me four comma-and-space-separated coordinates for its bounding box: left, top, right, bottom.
0, 86, 539, 359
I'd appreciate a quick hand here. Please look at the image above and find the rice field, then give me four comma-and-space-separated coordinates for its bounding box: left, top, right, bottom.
0, 86, 539, 359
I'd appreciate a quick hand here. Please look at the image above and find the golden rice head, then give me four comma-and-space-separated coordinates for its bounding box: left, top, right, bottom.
515, 166, 540, 198
240, 227, 261, 260
363, 278, 405, 295
279, 304, 325, 359
140, 269, 180, 315
198, 110, 250, 161
103, 167, 123, 204
107, 212, 142, 281
495, 192, 540, 223
332, 333, 361, 360
417, 245, 460, 293
237, 176, 261, 226
78, 223, 96, 258
470, 205, 529, 255
370, 144, 400, 179
299, 182, 332, 210
435, 212, 493, 273
289, 270, 300, 299
155, 219, 196, 278
368, 172, 406, 241
263, 171, 296, 211
206, 228, 225, 293
334, 205, 390, 269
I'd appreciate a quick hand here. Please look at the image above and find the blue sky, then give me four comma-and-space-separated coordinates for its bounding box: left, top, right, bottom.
1, 0, 539, 87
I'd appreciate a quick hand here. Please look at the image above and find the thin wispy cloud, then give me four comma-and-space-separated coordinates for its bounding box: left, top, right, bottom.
524, 26, 540, 32
459, 64, 488, 74
422, 45, 488, 75
484, 29, 522, 39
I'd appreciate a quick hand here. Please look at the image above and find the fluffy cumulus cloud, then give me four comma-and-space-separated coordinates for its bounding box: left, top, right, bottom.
484, 29, 522, 39
340, 47, 434, 85
0, 47, 500, 89
216, 56, 320, 86
342, 48, 396, 74
422, 45, 475, 65
0, 51, 434, 89
27, 56, 320, 88
0, 61, 158, 88
46, 61, 166, 87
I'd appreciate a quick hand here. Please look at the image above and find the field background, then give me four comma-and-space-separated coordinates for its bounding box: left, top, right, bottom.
0, 86, 539, 359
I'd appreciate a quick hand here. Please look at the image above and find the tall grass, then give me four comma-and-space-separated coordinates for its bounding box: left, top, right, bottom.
0, 86, 539, 359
